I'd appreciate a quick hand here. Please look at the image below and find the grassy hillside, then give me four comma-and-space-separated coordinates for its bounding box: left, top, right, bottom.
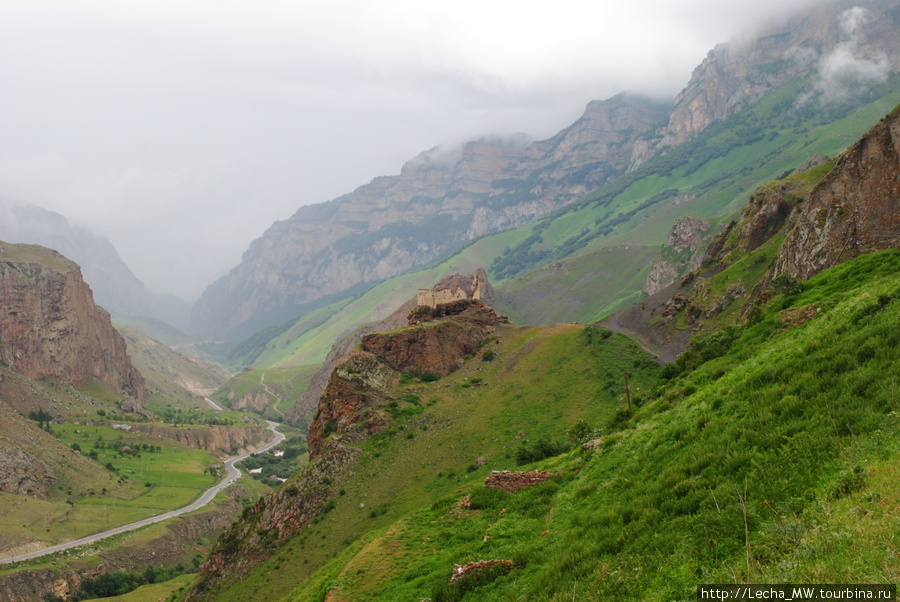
213, 365, 320, 420
235, 76, 900, 376
119, 327, 231, 411
189, 318, 662, 600
197, 249, 900, 601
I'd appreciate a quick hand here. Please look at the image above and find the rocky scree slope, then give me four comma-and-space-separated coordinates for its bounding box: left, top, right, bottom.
0, 242, 145, 409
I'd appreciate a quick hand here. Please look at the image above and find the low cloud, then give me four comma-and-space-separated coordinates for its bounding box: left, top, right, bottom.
801, 7, 890, 105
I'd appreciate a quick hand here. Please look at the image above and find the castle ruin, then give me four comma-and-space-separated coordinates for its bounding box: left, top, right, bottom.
417, 271, 483, 309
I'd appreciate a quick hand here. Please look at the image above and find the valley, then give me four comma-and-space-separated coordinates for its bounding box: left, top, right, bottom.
3, 1, 900, 600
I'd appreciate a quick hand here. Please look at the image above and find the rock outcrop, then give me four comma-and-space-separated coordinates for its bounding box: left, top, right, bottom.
132, 424, 269, 455
362, 300, 498, 377
306, 352, 398, 459
0, 242, 145, 409
0, 449, 56, 498
643, 216, 711, 296
774, 103, 900, 279
306, 300, 498, 459
283, 270, 495, 425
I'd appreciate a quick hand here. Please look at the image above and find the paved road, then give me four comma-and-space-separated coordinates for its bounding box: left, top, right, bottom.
0, 421, 285, 565
204, 397, 224, 411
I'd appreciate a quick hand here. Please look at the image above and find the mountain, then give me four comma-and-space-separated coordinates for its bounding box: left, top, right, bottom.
185, 90, 900, 600
191, 0, 900, 342
0, 241, 146, 408
0, 201, 191, 330
190, 95, 672, 340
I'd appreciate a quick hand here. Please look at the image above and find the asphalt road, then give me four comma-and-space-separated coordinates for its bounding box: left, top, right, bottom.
0, 420, 285, 565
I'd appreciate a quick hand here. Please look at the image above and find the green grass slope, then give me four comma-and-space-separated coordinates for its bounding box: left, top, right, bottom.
188, 319, 662, 600
236, 77, 900, 377
186, 250, 900, 601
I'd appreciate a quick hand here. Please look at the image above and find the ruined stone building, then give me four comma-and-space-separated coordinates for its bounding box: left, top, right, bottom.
416, 272, 483, 308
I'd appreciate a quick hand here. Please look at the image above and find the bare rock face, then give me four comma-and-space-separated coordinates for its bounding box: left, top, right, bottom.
775, 103, 900, 279
0, 448, 56, 498
132, 424, 269, 454
0, 242, 145, 408
191, 97, 669, 339
231, 391, 270, 413
306, 352, 397, 459
360, 301, 498, 378
660, 1, 900, 149
643, 217, 711, 296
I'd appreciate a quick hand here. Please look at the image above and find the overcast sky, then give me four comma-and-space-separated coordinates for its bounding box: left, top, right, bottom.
0, 0, 823, 301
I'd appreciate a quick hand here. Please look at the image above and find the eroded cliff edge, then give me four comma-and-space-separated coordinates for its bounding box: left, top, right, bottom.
0, 242, 145, 410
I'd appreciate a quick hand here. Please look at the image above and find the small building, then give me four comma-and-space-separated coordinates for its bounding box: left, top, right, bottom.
417, 272, 483, 309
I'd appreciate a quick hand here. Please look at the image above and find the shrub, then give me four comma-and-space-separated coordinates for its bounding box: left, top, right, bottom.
421, 372, 439, 382
481, 350, 496, 362
515, 437, 566, 465
773, 274, 802, 296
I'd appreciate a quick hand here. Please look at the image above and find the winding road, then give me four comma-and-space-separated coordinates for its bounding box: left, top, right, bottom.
0, 420, 285, 565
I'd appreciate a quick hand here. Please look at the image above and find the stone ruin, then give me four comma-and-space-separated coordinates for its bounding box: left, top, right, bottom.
450, 559, 513, 585
483, 469, 557, 493
417, 271, 483, 309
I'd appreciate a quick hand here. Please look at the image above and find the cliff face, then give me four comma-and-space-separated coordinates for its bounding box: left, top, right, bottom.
0, 243, 145, 409
643, 216, 712, 296
132, 424, 269, 455
191, 96, 670, 338
774, 103, 900, 278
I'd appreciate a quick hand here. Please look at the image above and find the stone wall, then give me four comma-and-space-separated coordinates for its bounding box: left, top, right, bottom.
483, 470, 556, 493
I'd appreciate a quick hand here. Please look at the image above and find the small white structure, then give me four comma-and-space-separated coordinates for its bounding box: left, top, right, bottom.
248, 468, 263, 474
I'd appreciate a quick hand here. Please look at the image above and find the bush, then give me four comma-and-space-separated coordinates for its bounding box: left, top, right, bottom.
515, 437, 566, 465
421, 372, 439, 382
773, 274, 802, 296
482, 350, 496, 362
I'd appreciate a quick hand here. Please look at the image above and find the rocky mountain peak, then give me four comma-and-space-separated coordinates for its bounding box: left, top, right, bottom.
660, 0, 900, 150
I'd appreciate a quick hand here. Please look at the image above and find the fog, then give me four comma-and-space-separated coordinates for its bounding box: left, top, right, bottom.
0, 0, 824, 301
